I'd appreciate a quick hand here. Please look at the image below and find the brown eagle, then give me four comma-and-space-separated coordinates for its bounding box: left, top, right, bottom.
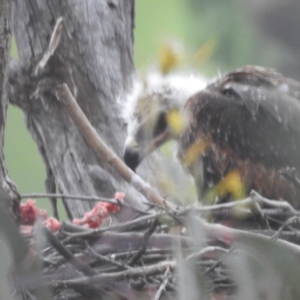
124, 66, 300, 208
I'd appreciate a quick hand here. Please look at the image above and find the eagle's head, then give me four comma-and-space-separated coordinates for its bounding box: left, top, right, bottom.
123, 71, 206, 171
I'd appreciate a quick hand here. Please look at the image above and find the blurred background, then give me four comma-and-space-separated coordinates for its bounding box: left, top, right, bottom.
5, 0, 300, 213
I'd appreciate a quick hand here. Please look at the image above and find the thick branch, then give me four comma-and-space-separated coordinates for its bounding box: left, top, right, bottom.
0, 0, 19, 218
10, 0, 140, 218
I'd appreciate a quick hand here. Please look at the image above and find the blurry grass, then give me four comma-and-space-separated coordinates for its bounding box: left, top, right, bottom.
5, 107, 46, 197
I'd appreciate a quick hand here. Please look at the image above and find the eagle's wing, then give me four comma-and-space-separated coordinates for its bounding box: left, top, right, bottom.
187, 66, 300, 171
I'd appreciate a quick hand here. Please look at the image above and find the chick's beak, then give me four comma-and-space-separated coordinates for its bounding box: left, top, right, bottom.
124, 136, 141, 172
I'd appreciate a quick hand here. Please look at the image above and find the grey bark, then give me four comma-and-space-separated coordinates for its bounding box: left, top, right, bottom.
8, 0, 147, 219
0, 0, 19, 219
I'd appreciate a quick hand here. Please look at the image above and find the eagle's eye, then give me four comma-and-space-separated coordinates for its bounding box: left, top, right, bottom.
153, 112, 167, 137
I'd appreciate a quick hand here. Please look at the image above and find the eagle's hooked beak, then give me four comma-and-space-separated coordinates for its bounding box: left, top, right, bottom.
124, 131, 170, 172
124, 108, 185, 171
124, 136, 141, 172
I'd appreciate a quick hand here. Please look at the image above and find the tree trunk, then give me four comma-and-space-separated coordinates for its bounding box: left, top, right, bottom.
0, 0, 19, 219
8, 0, 146, 219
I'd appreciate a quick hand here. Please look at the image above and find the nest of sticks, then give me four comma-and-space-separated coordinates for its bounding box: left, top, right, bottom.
15, 189, 300, 300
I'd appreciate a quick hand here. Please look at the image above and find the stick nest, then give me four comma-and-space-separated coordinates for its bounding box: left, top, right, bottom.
15, 190, 300, 300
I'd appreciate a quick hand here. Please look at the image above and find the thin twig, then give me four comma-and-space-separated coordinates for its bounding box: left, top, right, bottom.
21, 193, 119, 204
67, 231, 194, 256
85, 242, 134, 270
43, 226, 97, 276
54, 260, 176, 288
203, 248, 234, 275
183, 191, 297, 216
34, 17, 64, 76
152, 266, 170, 300
126, 217, 159, 265
185, 246, 230, 263
21, 192, 146, 215
282, 168, 300, 191
197, 217, 300, 259
63, 214, 158, 238
271, 216, 300, 241
250, 190, 297, 213
145, 201, 184, 226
